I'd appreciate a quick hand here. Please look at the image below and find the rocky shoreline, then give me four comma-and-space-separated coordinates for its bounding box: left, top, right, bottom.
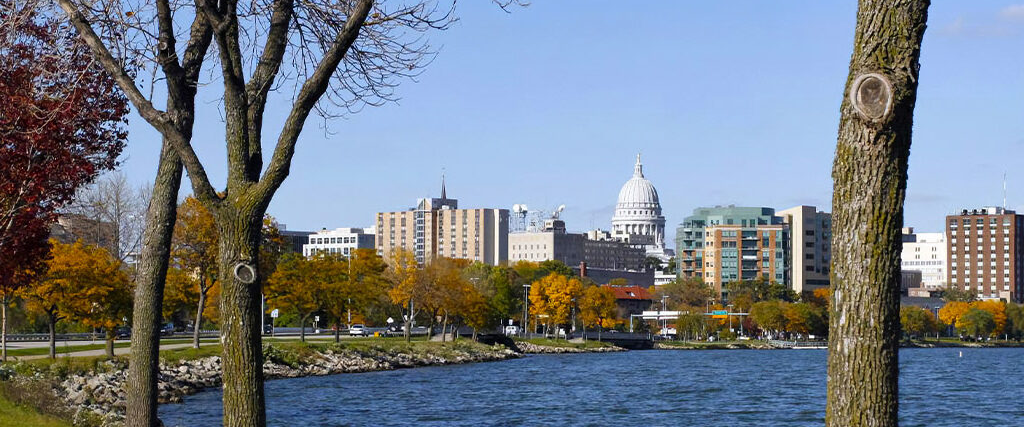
43, 342, 520, 426
512, 341, 626, 354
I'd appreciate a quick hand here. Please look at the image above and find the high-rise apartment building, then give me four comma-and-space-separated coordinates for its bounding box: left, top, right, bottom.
778, 205, 832, 295
900, 227, 946, 291
676, 206, 789, 299
375, 185, 508, 266
946, 207, 1024, 302
303, 227, 376, 257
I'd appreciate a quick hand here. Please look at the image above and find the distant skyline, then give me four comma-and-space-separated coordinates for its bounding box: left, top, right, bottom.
113, 1, 1024, 244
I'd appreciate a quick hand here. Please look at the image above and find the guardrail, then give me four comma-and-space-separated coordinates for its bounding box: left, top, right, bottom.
768, 340, 828, 349
4, 331, 220, 342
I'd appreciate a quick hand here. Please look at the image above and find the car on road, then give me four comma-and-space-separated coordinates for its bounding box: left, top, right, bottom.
160, 323, 175, 337
115, 327, 131, 339
504, 325, 520, 335
263, 324, 274, 335
349, 324, 366, 337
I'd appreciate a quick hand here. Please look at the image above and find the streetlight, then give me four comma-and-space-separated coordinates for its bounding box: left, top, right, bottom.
727, 304, 734, 335
522, 284, 531, 337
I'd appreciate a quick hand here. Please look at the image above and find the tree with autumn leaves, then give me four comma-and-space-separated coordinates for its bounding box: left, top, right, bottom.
529, 273, 583, 338
169, 197, 219, 348
580, 286, 617, 341
21, 240, 132, 359
0, 7, 127, 361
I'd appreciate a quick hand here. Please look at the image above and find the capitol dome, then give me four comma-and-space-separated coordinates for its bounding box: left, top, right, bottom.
617, 159, 660, 208
612, 154, 666, 253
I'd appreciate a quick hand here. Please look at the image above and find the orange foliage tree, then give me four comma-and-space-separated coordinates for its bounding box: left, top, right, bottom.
580, 286, 618, 340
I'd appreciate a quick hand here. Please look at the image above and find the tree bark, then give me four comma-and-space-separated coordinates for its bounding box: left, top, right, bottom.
334, 323, 340, 343
299, 314, 308, 342
48, 312, 56, 359
827, 2, 929, 427
125, 141, 183, 427
194, 288, 206, 349
106, 329, 115, 359
216, 211, 266, 427
1, 297, 7, 362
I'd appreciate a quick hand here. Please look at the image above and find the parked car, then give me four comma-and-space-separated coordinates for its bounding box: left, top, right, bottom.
160, 323, 175, 337
115, 327, 131, 339
349, 324, 366, 337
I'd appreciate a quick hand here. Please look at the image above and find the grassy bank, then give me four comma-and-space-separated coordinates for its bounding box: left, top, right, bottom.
5, 338, 219, 357
0, 393, 69, 427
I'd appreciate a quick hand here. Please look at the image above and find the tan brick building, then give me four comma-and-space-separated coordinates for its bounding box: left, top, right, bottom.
375, 189, 508, 266
946, 207, 1024, 302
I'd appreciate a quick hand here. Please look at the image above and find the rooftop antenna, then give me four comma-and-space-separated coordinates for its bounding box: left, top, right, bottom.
441, 168, 447, 200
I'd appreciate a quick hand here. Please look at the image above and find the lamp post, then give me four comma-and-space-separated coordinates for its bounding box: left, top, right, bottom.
727, 304, 734, 336
522, 284, 531, 337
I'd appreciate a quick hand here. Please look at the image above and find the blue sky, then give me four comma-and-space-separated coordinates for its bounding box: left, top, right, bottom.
116, 1, 1024, 243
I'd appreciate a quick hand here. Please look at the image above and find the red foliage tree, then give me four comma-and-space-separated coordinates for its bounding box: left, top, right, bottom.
0, 7, 128, 361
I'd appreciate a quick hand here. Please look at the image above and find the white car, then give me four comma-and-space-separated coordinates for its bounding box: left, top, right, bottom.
504, 325, 520, 335
349, 324, 366, 337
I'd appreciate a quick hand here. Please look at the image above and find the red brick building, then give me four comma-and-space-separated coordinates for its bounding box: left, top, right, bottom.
603, 285, 653, 319
946, 207, 1024, 302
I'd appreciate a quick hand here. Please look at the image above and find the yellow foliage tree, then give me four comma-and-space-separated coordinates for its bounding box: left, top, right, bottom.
171, 197, 219, 348
324, 248, 387, 342
939, 301, 970, 328
385, 249, 422, 342
971, 300, 1007, 337
266, 253, 327, 342
529, 273, 583, 337
24, 240, 131, 359
580, 286, 618, 340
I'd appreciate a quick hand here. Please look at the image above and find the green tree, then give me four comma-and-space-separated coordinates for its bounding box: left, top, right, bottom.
676, 309, 705, 341
937, 284, 976, 303
651, 277, 712, 310
784, 303, 826, 338
899, 306, 937, 339
826, 1, 930, 425
956, 308, 996, 340
1004, 303, 1024, 341
749, 301, 787, 338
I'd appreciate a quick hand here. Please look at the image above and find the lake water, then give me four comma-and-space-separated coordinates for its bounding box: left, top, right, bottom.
158, 348, 1024, 426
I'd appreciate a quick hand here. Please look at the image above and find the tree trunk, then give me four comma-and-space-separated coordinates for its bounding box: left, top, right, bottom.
48, 313, 57, 359
440, 312, 448, 343
106, 329, 115, 359
216, 212, 266, 427
404, 300, 412, 343
827, 2, 929, 427
194, 289, 206, 349
334, 323, 340, 343
1, 297, 7, 362
300, 314, 308, 342
125, 141, 183, 427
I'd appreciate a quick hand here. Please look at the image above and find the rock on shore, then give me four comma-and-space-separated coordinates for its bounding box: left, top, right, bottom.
57, 343, 519, 426
513, 341, 625, 354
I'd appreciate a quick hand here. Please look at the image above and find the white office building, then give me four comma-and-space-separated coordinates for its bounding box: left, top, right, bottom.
303, 227, 376, 257
901, 227, 947, 290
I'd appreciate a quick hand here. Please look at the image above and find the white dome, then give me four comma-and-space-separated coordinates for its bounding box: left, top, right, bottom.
617, 174, 660, 209
611, 154, 667, 253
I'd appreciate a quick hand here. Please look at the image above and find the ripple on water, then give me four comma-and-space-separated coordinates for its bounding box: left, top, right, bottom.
160, 348, 1023, 427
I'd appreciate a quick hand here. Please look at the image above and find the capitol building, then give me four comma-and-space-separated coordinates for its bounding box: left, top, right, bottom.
611, 154, 669, 260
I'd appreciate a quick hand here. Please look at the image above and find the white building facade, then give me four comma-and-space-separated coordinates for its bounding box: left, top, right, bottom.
611, 154, 668, 259
901, 227, 947, 291
303, 227, 376, 257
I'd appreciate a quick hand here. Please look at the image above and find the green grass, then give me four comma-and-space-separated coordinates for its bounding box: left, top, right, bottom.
0, 393, 69, 427
4, 338, 218, 357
